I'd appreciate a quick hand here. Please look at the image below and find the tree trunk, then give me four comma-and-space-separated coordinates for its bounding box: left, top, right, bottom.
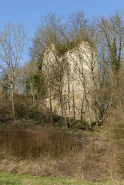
72, 86, 75, 119
60, 87, 63, 116
30, 78, 35, 105
11, 81, 15, 119
68, 83, 71, 126
81, 95, 84, 122
49, 89, 53, 125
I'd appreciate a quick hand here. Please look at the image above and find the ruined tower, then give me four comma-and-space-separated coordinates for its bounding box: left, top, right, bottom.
43, 41, 98, 123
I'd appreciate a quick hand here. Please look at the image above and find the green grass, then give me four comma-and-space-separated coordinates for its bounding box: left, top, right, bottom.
0, 171, 110, 185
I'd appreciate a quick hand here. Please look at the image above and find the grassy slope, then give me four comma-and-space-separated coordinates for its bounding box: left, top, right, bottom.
0, 171, 111, 185
0, 116, 124, 184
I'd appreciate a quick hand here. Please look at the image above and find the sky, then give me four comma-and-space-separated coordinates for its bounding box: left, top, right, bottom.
0, 0, 124, 65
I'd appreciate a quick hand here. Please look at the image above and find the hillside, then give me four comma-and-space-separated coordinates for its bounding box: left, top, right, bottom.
0, 112, 124, 184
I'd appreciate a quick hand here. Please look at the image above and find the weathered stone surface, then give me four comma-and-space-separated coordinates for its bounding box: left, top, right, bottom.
43, 41, 98, 122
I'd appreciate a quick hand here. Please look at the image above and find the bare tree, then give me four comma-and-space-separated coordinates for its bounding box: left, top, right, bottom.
0, 23, 27, 118
30, 13, 67, 124
68, 10, 89, 43
96, 9, 124, 115
22, 60, 37, 106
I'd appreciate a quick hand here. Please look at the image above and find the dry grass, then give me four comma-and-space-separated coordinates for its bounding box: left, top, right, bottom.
0, 122, 121, 183
0, 105, 124, 183
0, 125, 79, 159
106, 108, 124, 181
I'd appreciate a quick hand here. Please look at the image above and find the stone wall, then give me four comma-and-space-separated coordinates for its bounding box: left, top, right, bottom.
43, 41, 98, 122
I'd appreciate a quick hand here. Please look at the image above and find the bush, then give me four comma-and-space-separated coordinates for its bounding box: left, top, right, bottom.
14, 100, 27, 119
0, 100, 11, 115
71, 119, 89, 130
0, 97, 52, 123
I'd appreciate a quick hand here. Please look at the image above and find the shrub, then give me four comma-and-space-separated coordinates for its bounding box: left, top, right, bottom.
0, 100, 11, 115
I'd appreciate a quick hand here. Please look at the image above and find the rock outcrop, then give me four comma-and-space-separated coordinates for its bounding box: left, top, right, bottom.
43, 41, 98, 123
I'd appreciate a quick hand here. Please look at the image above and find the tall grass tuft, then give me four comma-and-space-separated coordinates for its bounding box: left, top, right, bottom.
0, 126, 79, 159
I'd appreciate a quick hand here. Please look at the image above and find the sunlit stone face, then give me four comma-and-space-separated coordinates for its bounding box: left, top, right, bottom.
43, 41, 98, 121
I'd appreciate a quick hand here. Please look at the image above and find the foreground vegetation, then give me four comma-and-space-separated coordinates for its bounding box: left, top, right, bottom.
0, 171, 120, 185
0, 90, 124, 184
0, 113, 124, 184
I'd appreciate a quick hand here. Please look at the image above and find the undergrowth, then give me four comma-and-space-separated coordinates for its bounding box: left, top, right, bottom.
0, 126, 79, 159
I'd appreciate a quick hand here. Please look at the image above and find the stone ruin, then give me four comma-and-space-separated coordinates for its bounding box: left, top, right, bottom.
43, 41, 98, 123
